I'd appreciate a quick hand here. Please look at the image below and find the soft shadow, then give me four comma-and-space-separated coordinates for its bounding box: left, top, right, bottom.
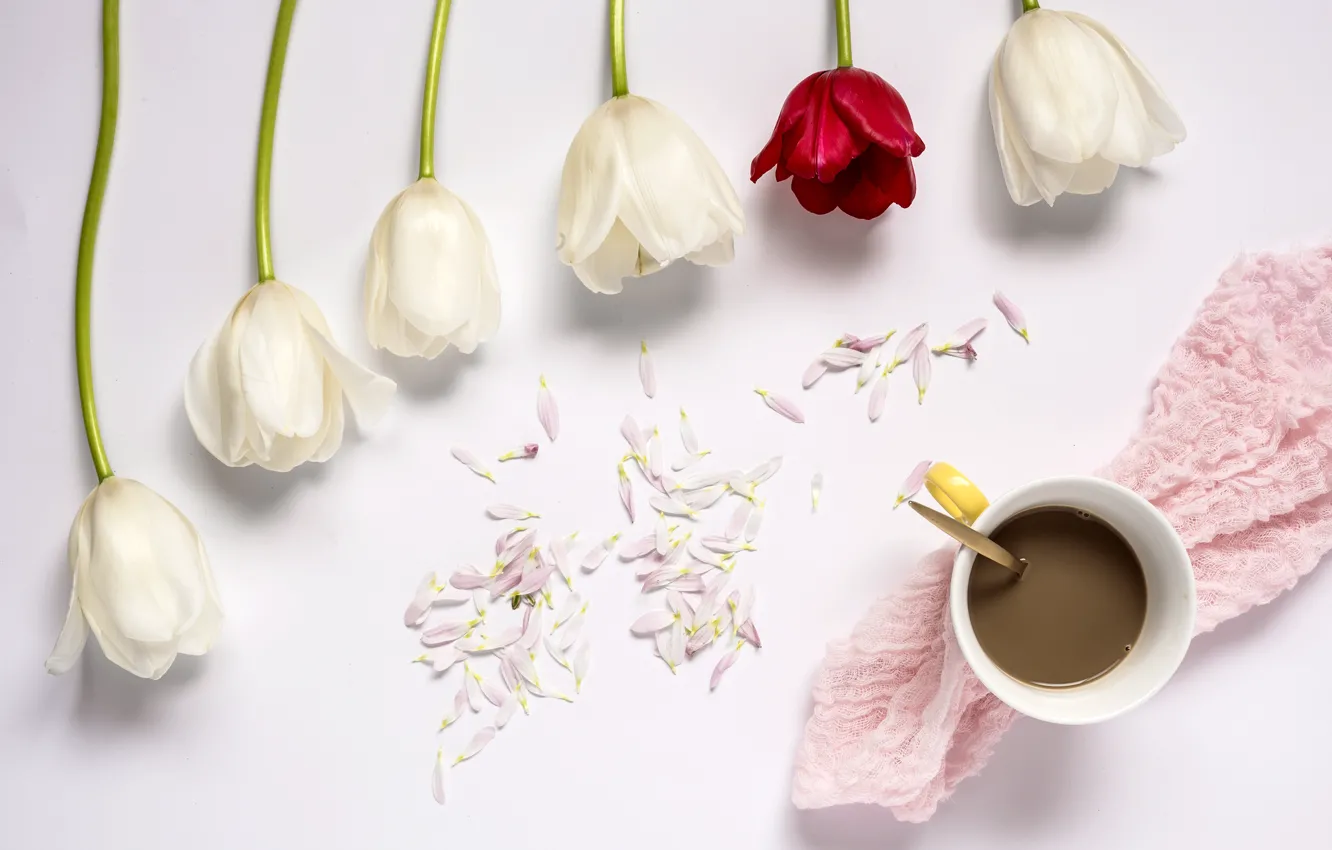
938, 719, 1081, 831
791, 804, 925, 850
972, 81, 1118, 243
755, 186, 880, 281
74, 651, 207, 727
559, 260, 714, 340
375, 346, 472, 401
174, 404, 326, 517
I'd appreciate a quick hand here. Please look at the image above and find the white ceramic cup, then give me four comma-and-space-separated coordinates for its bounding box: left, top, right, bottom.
926, 465, 1196, 725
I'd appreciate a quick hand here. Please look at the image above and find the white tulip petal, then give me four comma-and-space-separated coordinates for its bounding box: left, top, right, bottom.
639, 341, 657, 398
743, 502, 764, 543
454, 727, 496, 765
887, 323, 928, 372
45, 581, 88, 675
431, 750, 449, 804
451, 447, 496, 483
912, 344, 931, 404
486, 504, 539, 521
678, 408, 699, 454
572, 640, 591, 693
1067, 12, 1185, 149
537, 375, 559, 441
630, 609, 678, 635
725, 501, 752, 540
988, 51, 1045, 207
495, 696, 518, 729
755, 389, 804, 424
670, 450, 711, 472
288, 286, 396, 430
1064, 156, 1120, 196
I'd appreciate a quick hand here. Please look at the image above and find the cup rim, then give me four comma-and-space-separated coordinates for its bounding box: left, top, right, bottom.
948, 475, 1195, 725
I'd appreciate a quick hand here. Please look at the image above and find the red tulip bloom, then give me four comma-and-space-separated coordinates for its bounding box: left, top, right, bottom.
751, 67, 925, 220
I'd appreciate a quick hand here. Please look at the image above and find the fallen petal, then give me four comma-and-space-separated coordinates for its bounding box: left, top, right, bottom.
648, 428, 663, 478
537, 375, 559, 441
894, 459, 932, 508
669, 573, 705, 593
450, 566, 490, 591
683, 486, 726, 511
620, 415, 647, 460
886, 323, 928, 373
478, 671, 508, 707
755, 389, 804, 424
811, 472, 823, 512
725, 501, 751, 539
519, 605, 544, 652
498, 443, 540, 462
580, 534, 619, 571
495, 696, 518, 729
737, 618, 762, 648
464, 665, 485, 710
619, 533, 657, 560
421, 619, 473, 647
701, 536, 754, 554
912, 343, 931, 404
431, 750, 449, 804
848, 330, 895, 353
617, 463, 636, 523
487, 503, 540, 521
710, 643, 743, 691
655, 629, 678, 675
655, 512, 670, 555
639, 341, 657, 398
495, 526, 527, 556
551, 592, 582, 630
933, 318, 987, 353
454, 727, 496, 765
868, 366, 890, 421
743, 501, 764, 543
801, 358, 828, 389
745, 457, 782, 485
686, 627, 716, 657
439, 685, 468, 729
630, 609, 678, 635
451, 447, 496, 483
572, 640, 591, 693
649, 493, 696, 518
544, 636, 571, 671
670, 450, 711, 472
678, 408, 699, 455
994, 291, 1030, 342
405, 572, 443, 627
855, 345, 881, 393
820, 347, 867, 369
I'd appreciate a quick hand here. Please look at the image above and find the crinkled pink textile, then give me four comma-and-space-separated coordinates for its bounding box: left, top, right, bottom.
792, 244, 1332, 822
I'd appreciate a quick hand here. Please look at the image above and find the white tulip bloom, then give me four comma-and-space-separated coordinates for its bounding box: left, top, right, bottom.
186, 281, 396, 472
557, 94, 745, 294
988, 7, 1185, 206
46, 478, 223, 680
365, 178, 500, 358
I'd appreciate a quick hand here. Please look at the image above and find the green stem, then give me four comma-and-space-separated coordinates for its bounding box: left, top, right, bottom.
610, 0, 628, 97
418, 0, 452, 180
835, 0, 853, 68
75, 0, 120, 482
255, 0, 297, 283
1022, 0, 1040, 11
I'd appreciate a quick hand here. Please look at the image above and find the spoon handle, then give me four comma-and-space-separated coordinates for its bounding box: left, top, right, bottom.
908, 501, 1027, 577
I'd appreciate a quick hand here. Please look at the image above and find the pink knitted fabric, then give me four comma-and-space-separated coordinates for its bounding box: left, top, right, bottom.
792, 244, 1332, 821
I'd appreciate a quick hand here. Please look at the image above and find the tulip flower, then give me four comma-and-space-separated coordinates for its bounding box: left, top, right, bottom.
751, 0, 925, 220
988, 1, 1186, 206
185, 0, 394, 470
365, 0, 500, 358
556, 0, 744, 294
49, 0, 222, 679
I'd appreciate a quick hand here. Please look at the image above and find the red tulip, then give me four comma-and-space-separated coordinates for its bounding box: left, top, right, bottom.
751, 67, 925, 220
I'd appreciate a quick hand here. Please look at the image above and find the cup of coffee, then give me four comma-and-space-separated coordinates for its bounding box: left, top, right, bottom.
925, 463, 1195, 725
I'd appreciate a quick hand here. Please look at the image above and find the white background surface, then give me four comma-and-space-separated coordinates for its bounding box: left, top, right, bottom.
2, 0, 1331, 847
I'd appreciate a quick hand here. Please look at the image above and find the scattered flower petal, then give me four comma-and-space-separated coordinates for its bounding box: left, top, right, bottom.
886, 323, 928, 373
649, 493, 696, 518
519, 604, 544, 652
802, 358, 828, 389
431, 750, 449, 804
630, 609, 678, 635
495, 696, 518, 729
811, 472, 823, 512
514, 556, 557, 596
421, 619, 474, 647
743, 501, 764, 543
405, 572, 444, 627
737, 618, 762, 648
537, 375, 559, 441
675, 469, 733, 491
868, 366, 890, 421
912, 343, 931, 404
933, 318, 987, 354
557, 613, 584, 651
449, 565, 490, 591
648, 428, 663, 478
464, 664, 485, 710
686, 627, 715, 657
551, 593, 583, 630
496, 528, 538, 572
848, 330, 896, 353
855, 345, 881, 392
495, 526, 528, 556
655, 626, 679, 674
639, 341, 656, 398
820, 347, 867, 368
451, 447, 496, 483
544, 636, 571, 671
701, 536, 754, 554
439, 685, 468, 729
894, 459, 932, 508
620, 415, 647, 460
572, 640, 591, 693
454, 727, 496, 765
745, 457, 783, 485
498, 443, 539, 462
725, 500, 752, 539
687, 539, 727, 569
476, 669, 508, 707
670, 450, 711, 471
729, 584, 756, 631
678, 408, 699, 454
550, 534, 577, 587
683, 486, 726, 511
755, 388, 805, 424
710, 642, 743, 690
616, 462, 636, 523
670, 573, 705, 593
508, 646, 542, 688
994, 290, 1030, 342
580, 534, 619, 571
486, 503, 540, 521
654, 512, 670, 555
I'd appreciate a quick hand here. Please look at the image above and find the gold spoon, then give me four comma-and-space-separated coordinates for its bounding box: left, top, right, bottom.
908, 501, 1027, 578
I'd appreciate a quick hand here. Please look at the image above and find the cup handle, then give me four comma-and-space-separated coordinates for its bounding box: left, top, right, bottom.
924, 462, 990, 525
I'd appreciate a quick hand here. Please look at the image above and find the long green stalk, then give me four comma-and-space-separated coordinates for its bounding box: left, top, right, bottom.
255, 0, 297, 283
610, 0, 628, 97
835, 0, 853, 68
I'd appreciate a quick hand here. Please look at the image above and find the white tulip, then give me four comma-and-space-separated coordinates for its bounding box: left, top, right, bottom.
365, 178, 500, 359
46, 478, 223, 680
185, 280, 396, 472
557, 94, 745, 294
988, 6, 1185, 206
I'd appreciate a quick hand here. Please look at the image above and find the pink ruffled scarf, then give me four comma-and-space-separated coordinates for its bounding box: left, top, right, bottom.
792, 244, 1332, 821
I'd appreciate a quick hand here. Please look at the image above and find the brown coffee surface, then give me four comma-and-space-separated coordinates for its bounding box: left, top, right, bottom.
967, 507, 1147, 688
